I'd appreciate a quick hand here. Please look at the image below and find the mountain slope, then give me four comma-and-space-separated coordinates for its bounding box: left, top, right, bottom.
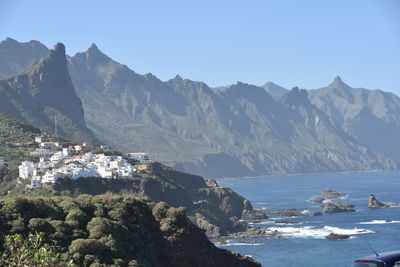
0, 37, 49, 79
0, 43, 95, 142
1, 38, 398, 177
309, 76, 400, 162
67, 44, 397, 177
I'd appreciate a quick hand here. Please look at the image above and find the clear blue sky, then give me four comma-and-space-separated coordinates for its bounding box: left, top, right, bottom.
1, 0, 399, 93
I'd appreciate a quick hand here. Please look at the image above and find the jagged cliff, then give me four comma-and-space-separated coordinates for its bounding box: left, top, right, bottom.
0, 43, 95, 142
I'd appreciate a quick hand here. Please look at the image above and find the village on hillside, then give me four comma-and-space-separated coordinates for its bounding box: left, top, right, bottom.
3, 135, 151, 188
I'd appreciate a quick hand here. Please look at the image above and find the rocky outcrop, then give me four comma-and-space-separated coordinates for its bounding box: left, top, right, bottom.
368, 194, 400, 208
323, 202, 355, 213
309, 188, 346, 203
205, 179, 219, 187
242, 210, 268, 221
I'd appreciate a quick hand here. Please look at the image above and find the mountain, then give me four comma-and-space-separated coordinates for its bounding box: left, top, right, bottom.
261, 81, 289, 100
0, 37, 49, 79
309, 76, 400, 162
0, 43, 95, 142
0, 38, 398, 178
66, 43, 397, 177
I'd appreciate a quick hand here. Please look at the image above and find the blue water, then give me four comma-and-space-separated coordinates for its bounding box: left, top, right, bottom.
216, 171, 400, 267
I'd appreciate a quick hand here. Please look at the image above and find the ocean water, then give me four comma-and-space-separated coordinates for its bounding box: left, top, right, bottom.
216, 171, 400, 267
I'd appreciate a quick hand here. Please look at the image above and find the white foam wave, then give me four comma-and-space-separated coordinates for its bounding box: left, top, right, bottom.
265, 225, 374, 239
217, 242, 264, 247
358, 220, 400, 225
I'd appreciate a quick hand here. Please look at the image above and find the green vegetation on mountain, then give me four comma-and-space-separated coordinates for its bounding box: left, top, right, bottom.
0, 195, 260, 266
7, 162, 251, 237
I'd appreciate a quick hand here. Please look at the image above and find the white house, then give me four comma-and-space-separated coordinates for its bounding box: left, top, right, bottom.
37, 157, 53, 170
0, 158, 5, 166
50, 151, 65, 163
40, 142, 61, 148
42, 172, 60, 184
71, 167, 97, 180
19, 161, 35, 179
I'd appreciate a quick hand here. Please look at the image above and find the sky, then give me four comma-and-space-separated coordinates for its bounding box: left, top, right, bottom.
0, 0, 399, 93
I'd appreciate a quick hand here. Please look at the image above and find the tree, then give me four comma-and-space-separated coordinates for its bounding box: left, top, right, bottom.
0, 232, 70, 266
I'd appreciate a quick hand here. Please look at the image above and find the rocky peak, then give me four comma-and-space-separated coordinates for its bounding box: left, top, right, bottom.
174, 74, 183, 81
329, 76, 350, 88
48, 43, 66, 61
281, 86, 310, 107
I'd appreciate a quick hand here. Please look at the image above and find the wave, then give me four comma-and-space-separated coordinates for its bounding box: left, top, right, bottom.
216, 241, 264, 247
264, 225, 374, 239
358, 220, 400, 225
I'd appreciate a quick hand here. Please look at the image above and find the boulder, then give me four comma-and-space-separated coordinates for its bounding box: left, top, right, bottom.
313, 212, 323, 216
323, 202, 355, 213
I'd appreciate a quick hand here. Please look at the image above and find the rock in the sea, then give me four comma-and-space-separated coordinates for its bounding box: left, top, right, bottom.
309, 188, 346, 203
368, 194, 400, 208
313, 212, 323, 216
323, 202, 355, 213
308, 196, 324, 203
242, 210, 268, 221
325, 233, 350, 240
368, 194, 388, 208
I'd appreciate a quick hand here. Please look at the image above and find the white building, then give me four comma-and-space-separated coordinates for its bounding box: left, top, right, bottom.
37, 157, 53, 170
42, 172, 60, 184
71, 167, 97, 180
0, 158, 5, 166
19, 161, 35, 179
50, 151, 65, 163
40, 142, 61, 148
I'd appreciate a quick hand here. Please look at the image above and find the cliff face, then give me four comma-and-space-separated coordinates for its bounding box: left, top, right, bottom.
0, 43, 95, 142
0, 195, 260, 267
309, 76, 400, 163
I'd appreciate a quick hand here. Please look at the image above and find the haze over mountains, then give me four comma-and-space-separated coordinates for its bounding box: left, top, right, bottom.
0, 37, 399, 177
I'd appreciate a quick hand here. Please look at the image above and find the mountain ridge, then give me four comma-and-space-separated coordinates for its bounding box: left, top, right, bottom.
0, 38, 399, 178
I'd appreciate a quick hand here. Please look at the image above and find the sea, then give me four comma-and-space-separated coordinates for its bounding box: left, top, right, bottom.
216, 170, 400, 267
